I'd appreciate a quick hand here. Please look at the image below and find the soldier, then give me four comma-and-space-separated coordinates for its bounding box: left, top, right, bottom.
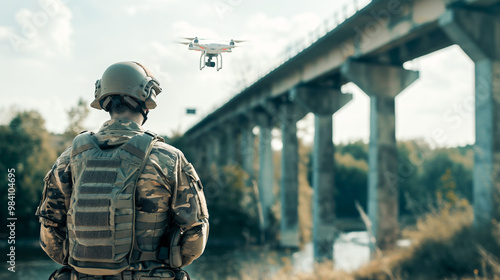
36, 61, 209, 280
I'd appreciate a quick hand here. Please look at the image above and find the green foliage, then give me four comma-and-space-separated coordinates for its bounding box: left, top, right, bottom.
400, 145, 473, 216
327, 140, 473, 218
337, 140, 368, 161
198, 164, 260, 245
0, 104, 475, 249
63, 98, 90, 142
0, 110, 57, 237
306, 141, 369, 218
334, 152, 368, 217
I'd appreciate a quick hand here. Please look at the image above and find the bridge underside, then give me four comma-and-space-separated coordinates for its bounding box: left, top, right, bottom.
183, 0, 500, 261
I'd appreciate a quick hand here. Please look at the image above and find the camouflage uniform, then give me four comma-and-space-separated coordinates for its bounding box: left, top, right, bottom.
36, 118, 209, 278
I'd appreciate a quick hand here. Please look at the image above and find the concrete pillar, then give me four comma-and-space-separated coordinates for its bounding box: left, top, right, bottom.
279, 102, 308, 248
192, 139, 204, 168
206, 130, 221, 171
222, 124, 237, 166
206, 136, 213, 169
295, 86, 352, 261
341, 60, 418, 252
200, 140, 209, 170
255, 111, 276, 236
240, 119, 256, 181
440, 9, 500, 225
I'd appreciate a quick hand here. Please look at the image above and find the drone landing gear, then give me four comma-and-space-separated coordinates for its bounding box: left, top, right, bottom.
199, 52, 223, 71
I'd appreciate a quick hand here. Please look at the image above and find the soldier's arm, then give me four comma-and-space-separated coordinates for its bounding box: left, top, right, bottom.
35, 147, 72, 265
172, 153, 209, 267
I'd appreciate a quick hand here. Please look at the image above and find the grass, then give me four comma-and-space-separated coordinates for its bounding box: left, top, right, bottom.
265, 199, 500, 280
267, 261, 354, 280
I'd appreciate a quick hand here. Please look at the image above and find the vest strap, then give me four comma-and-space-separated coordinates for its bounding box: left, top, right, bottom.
72, 143, 95, 158
122, 270, 133, 280
132, 249, 158, 262
121, 143, 146, 159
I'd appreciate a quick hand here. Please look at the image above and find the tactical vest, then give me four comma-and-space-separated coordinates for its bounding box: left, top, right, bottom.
67, 131, 166, 275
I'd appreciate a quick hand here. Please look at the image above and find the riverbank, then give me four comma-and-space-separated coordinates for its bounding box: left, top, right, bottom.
0, 233, 370, 280
4, 203, 492, 280
266, 201, 500, 280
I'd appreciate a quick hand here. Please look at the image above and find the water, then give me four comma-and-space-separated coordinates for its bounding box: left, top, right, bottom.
334, 231, 371, 271
1, 243, 61, 280
0, 232, 370, 280
290, 231, 371, 274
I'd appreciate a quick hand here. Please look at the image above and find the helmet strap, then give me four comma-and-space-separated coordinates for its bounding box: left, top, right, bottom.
102, 95, 149, 125
123, 96, 148, 125
142, 110, 149, 125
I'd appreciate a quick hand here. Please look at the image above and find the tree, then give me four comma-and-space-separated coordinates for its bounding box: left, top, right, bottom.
63, 98, 90, 142
0, 110, 57, 237
198, 165, 260, 245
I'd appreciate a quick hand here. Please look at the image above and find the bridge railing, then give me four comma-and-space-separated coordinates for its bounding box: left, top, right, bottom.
267, 0, 372, 79
189, 0, 373, 130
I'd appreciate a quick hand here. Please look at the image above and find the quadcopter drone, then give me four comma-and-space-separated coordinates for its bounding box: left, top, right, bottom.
179, 37, 244, 71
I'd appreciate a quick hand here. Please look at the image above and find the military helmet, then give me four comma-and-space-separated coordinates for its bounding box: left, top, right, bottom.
91, 61, 162, 111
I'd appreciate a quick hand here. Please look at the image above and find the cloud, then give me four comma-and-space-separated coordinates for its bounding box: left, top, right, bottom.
172, 20, 221, 39
0, 0, 477, 147
2, 0, 73, 57
150, 41, 184, 63
0, 26, 11, 38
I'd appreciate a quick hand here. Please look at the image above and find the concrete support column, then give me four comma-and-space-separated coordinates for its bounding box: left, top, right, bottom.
279, 102, 308, 248
206, 136, 214, 168
342, 60, 418, 251
207, 130, 221, 171
201, 140, 209, 170
440, 9, 500, 225
295, 87, 352, 261
192, 139, 204, 168
222, 124, 237, 166
255, 112, 276, 235
240, 120, 256, 181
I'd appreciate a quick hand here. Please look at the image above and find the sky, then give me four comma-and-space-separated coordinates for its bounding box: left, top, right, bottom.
0, 0, 475, 147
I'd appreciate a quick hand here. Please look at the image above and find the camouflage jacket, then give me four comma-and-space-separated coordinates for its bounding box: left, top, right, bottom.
36, 118, 209, 270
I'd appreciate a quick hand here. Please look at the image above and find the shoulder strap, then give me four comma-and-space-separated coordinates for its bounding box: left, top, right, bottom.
119, 132, 158, 159
71, 132, 97, 158
129, 132, 158, 264
145, 130, 165, 142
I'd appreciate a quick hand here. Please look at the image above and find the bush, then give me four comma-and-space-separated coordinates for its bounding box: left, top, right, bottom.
199, 164, 260, 245
355, 200, 500, 280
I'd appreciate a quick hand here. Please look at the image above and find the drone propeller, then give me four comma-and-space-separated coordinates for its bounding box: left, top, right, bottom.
231, 39, 247, 43
176, 41, 191, 45
180, 36, 209, 41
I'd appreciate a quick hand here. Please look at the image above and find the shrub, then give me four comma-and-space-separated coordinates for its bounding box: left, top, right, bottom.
355, 200, 500, 280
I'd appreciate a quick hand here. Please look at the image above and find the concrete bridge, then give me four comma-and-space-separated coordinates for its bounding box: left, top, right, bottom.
181, 0, 500, 260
